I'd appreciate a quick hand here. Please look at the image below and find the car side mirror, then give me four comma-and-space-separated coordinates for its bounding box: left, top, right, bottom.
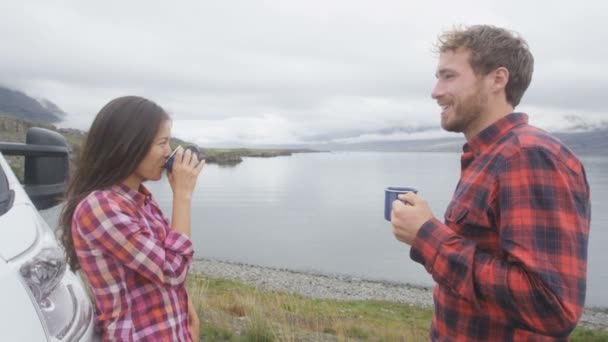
0, 127, 71, 210
23, 127, 70, 209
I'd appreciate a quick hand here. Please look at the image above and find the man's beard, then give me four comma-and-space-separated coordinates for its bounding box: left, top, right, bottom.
441, 89, 488, 134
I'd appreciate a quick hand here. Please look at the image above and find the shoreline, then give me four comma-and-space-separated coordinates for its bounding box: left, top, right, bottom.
190, 258, 608, 331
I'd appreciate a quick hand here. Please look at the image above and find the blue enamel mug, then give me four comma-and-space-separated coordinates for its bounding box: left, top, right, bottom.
164, 145, 201, 172
384, 187, 418, 221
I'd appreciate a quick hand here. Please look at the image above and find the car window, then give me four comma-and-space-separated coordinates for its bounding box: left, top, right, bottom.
0, 163, 14, 216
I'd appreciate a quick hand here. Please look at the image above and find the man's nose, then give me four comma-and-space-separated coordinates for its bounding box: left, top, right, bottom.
431, 81, 443, 100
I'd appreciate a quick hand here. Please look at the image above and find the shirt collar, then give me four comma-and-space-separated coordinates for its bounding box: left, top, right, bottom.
463, 112, 528, 156
111, 182, 152, 207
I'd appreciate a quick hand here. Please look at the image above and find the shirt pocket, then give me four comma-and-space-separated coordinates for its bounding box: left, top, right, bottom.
445, 203, 496, 236
445, 203, 500, 252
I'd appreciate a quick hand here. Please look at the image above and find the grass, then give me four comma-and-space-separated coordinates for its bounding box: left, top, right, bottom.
570, 329, 608, 342
187, 274, 433, 341
187, 274, 608, 341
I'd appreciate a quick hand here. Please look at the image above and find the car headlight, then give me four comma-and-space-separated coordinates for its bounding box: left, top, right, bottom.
19, 247, 67, 308
12, 212, 94, 341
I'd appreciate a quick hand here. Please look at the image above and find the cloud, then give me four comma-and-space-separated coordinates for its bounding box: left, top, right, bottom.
1, 0, 607, 145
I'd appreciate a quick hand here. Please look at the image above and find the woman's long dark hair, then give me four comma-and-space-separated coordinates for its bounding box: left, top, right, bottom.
59, 96, 170, 271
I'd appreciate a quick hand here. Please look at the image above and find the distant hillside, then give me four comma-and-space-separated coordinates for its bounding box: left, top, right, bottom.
313, 129, 608, 156
554, 130, 608, 156
0, 86, 65, 124
0, 115, 314, 172
313, 137, 465, 153
1, 85, 604, 157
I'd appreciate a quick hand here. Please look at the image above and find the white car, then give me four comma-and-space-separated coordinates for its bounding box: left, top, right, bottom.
0, 128, 96, 341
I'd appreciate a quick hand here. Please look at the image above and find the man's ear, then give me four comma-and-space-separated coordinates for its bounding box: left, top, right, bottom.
491, 67, 509, 92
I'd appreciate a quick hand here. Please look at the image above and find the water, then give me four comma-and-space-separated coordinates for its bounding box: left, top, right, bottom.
147, 152, 608, 307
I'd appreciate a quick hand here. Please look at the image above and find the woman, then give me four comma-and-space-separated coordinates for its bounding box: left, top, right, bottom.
59, 96, 204, 341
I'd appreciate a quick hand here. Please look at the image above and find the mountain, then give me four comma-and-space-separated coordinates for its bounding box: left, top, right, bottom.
310, 137, 465, 153
0, 86, 66, 124
37, 98, 67, 119
0, 85, 605, 156
553, 130, 608, 156
560, 114, 608, 132
305, 125, 608, 156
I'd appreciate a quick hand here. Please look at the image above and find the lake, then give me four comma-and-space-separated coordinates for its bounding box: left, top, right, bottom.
146, 152, 608, 307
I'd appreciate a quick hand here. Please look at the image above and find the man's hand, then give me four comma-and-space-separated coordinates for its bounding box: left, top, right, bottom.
391, 192, 434, 245
188, 296, 200, 341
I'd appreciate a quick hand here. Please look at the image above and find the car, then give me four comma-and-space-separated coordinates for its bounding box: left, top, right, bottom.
0, 127, 97, 341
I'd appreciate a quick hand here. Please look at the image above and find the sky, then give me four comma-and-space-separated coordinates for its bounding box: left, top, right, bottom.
1, 0, 607, 147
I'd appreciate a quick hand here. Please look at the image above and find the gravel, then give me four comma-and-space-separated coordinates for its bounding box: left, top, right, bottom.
190, 258, 608, 331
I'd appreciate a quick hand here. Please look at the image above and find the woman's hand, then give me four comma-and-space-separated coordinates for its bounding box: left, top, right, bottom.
167, 147, 205, 237
167, 147, 205, 198
188, 296, 200, 341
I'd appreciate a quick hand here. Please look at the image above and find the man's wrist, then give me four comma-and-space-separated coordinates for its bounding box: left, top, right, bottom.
410, 218, 453, 272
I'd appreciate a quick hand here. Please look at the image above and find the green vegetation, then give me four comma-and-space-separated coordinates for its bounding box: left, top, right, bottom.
570, 329, 608, 342
186, 274, 608, 341
187, 274, 432, 341
199, 148, 318, 167
169, 138, 318, 167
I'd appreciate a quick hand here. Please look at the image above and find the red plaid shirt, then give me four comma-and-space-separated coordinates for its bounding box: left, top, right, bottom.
411, 113, 590, 341
72, 183, 194, 341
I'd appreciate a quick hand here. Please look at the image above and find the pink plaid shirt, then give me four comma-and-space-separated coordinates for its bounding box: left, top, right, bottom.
72, 183, 194, 341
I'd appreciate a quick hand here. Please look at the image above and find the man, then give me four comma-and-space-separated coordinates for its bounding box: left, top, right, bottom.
391, 25, 590, 341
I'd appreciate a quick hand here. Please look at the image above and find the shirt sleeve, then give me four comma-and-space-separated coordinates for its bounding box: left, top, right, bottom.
410, 147, 590, 337
76, 194, 194, 288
